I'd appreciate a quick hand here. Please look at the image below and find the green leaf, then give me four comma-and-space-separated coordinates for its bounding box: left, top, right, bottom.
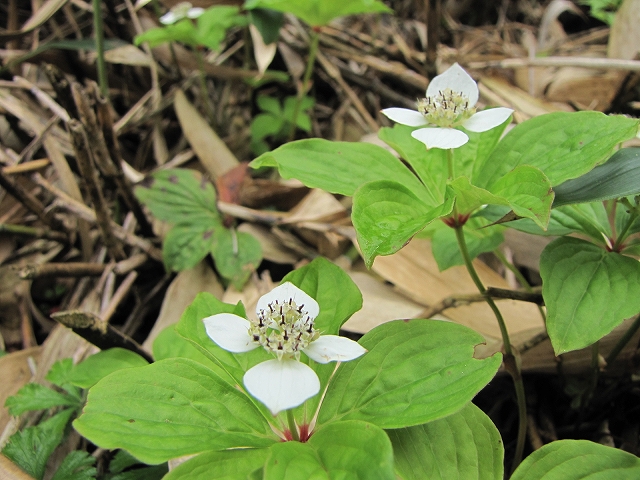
45, 358, 74, 388
244, 0, 392, 26
109, 465, 168, 480
73, 358, 277, 465
134, 20, 198, 48
51, 451, 96, 480
69, 348, 149, 389
432, 219, 504, 272
248, 8, 284, 44
174, 293, 270, 386
510, 439, 640, 480
194, 7, 247, 51
553, 148, 640, 207
318, 319, 502, 428
5, 383, 80, 416
163, 449, 268, 480
263, 442, 327, 479
162, 222, 218, 271
389, 403, 504, 480
251, 113, 285, 142
307, 420, 395, 479
211, 229, 263, 289
2, 408, 75, 480
540, 237, 640, 354
476, 111, 639, 189
249, 139, 430, 202
152, 325, 220, 370
134, 169, 220, 225
352, 180, 454, 267
378, 124, 448, 206
256, 95, 282, 116
282, 257, 362, 335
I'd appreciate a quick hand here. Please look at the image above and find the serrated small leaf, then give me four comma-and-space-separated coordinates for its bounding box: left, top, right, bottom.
162, 223, 218, 272
69, 348, 149, 389
389, 403, 504, 480
244, 0, 392, 26
352, 180, 454, 267
251, 113, 284, 141
540, 237, 640, 354
211, 229, 262, 289
5, 383, 80, 416
51, 451, 96, 480
163, 449, 268, 480
510, 440, 640, 480
73, 358, 277, 465
318, 319, 502, 428
134, 169, 220, 225
249, 139, 430, 203
553, 148, 640, 207
2, 408, 75, 480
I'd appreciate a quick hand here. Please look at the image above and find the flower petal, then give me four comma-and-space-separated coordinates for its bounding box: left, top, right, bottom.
461, 107, 514, 133
381, 108, 429, 127
159, 11, 178, 24
256, 282, 319, 320
411, 127, 469, 149
426, 63, 479, 108
303, 335, 367, 364
243, 359, 320, 415
203, 313, 257, 353
186, 7, 205, 19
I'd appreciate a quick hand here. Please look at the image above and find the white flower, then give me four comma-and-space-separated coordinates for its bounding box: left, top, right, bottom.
381, 63, 514, 149
159, 2, 204, 25
203, 282, 367, 415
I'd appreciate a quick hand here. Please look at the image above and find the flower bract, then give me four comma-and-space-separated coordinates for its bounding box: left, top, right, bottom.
203, 282, 366, 415
160, 2, 204, 25
381, 63, 514, 149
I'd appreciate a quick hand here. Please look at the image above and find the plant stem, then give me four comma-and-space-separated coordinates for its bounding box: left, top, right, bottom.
612, 202, 639, 251
286, 409, 299, 441
288, 29, 320, 142
454, 224, 527, 473
493, 248, 547, 323
606, 313, 640, 367
92, 0, 108, 98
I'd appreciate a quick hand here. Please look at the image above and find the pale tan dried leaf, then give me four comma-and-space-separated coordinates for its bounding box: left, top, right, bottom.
103, 45, 152, 67
250, 24, 277, 75
173, 89, 239, 179
0, 347, 41, 434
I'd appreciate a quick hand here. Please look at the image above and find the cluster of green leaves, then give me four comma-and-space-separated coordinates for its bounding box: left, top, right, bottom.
134, 6, 247, 51
2, 356, 167, 480
73, 258, 505, 479
133, 169, 262, 289
251, 95, 315, 155
252, 112, 640, 356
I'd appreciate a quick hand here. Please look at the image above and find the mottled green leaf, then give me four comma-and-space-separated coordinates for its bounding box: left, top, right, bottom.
211, 229, 262, 289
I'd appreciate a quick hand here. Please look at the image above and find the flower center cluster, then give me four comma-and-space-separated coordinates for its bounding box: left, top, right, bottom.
250, 298, 319, 360
417, 88, 476, 128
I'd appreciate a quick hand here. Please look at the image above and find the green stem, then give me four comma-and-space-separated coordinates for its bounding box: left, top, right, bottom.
92, 0, 108, 98
493, 248, 546, 323
606, 313, 640, 367
288, 29, 319, 142
612, 202, 639, 251
286, 409, 299, 442
447, 148, 455, 180
454, 224, 527, 473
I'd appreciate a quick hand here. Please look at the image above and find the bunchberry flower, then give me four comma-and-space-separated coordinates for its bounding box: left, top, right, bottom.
203, 282, 366, 415
159, 2, 204, 25
381, 63, 513, 149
